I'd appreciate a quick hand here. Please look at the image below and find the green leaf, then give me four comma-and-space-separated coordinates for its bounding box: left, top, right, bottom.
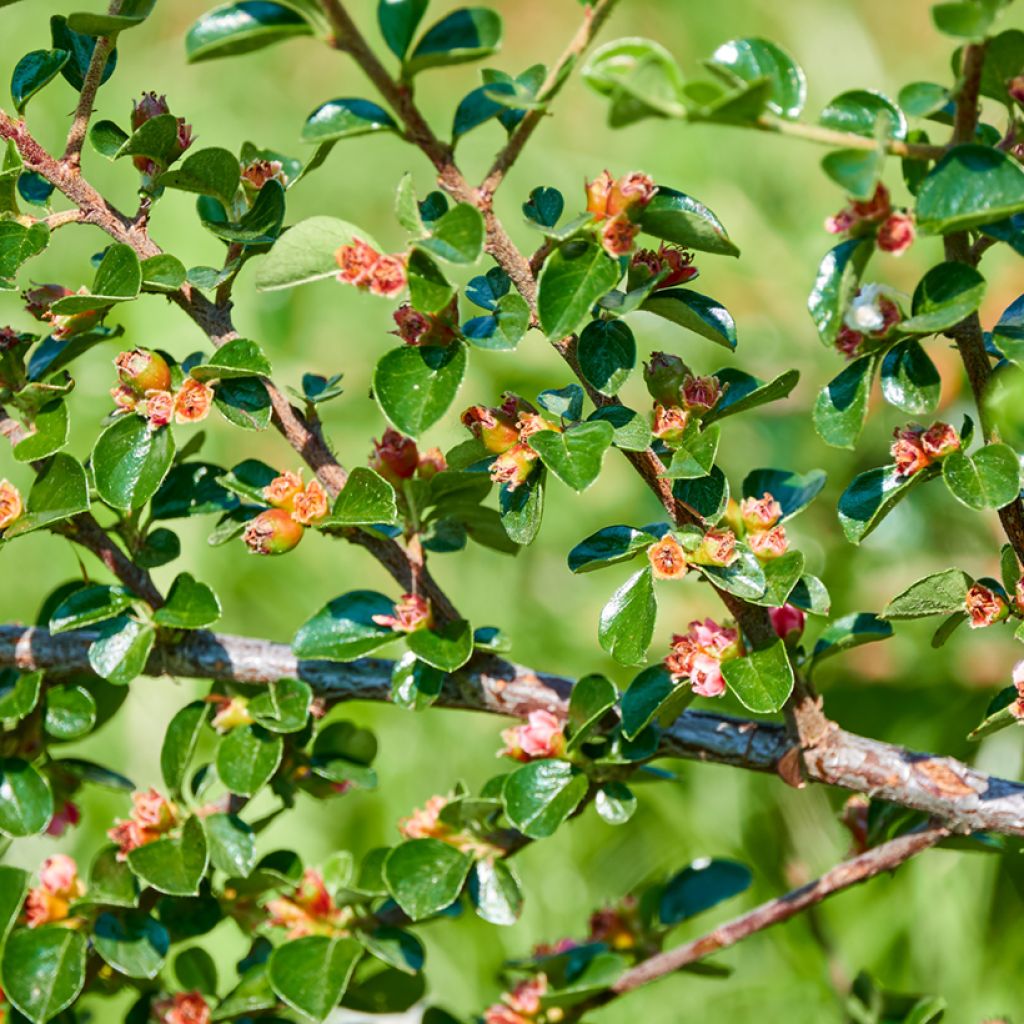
406, 618, 474, 671
741, 467, 827, 521
415, 203, 485, 265
49, 584, 133, 634
198, 179, 285, 244
635, 186, 739, 256
599, 566, 656, 666
293, 590, 397, 660
11, 49, 70, 115
373, 342, 467, 437
186, 1, 313, 61
175, 946, 218, 995
933, 1, 996, 39
2, 452, 89, 539
658, 859, 752, 925
1, 927, 87, 1023
502, 759, 589, 839
790, 574, 831, 616
205, 813, 257, 877
311, 720, 378, 789
567, 673, 617, 748
391, 652, 446, 711
406, 248, 454, 312
968, 686, 1021, 741
808, 238, 873, 346
158, 147, 241, 210
217, 725, 283, 796
255, 215, 371, 290
499, 469, 544, 545
90, 119, 129, 158
819, 88, 907, 140
672, 465, 730, 522
86, 846, 139, 908
977, 28, 1024, 101
838, 464, 939, 544
302, 98, 396, 143
379, 0, 429, 59
899, 262, 986, 334
720, 640, 793, 713
942, 444, 1021, 510
160, 701, 207, 795
879, 339, 941, 414
93, 910, 169, 979
640, 287, 737, 349
698, 544, 767, 601
589, 404, 651, 451
883, 568, 973, 619
269, 936, 362, 1023
758, 550, 805, 606
706, 37, 806, 119
468, 858, 522, 925
537, 240, 621, 339
383, 839, 473, 920
528, 421, 614, 492
621, 665, 689, 739
568, 524, 657, 574
582, 37, 686, 126
813, 353, 877, 449
577, 319, 636, 397
321, 467, 398, 527
703, 367, 798, 423
248, 677, 312, 733
50, 14, 118, 91
0, 758, 53, 837
661, 426, 719, 480
0, 670, 42, 722
140, 254, 187, 293
214, 377, 272, 431
66, 0, 157, 34
44, 684, 97, 740
114, 115, 185, 173
821, 147, 885, 201
405, 8, 503, 76
93, 415, 176, 512
917, 145, 1024, 234
48, 245, 141, 315
153, 573, 221, 629
811, 612, 893, 668
0, 865, 29, 940
127, 815, 208, 896
993, 293, 1024, 366
0, 220, 48, 282
87, 617, 155, 686
463, 291, 530, 350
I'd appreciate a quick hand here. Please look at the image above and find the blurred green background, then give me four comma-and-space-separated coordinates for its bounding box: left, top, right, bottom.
3, 1, 1024, 1020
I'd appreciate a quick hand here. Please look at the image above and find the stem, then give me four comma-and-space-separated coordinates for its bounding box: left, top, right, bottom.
752, 116, 947, 161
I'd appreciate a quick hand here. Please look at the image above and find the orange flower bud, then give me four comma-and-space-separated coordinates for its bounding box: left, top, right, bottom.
243, 508, 304, 555
368, 254, 408, 298
115, 348, 172, 395
489, 442, 539, 491
651, 403, 689, 445
335, 238, 380, 286
263, 470, 303, 511
747, 524, 789, 561
694, 527, 738, 567
142, 389, 174, 430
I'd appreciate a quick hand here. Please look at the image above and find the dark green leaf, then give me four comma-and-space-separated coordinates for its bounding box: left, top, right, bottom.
807, 238, 873, 346
899, 262, 986, 334
405, 8, 503, 76
214, 377, 272, 431
161, 701, 207, 794
93, 910, 169, 979
577, 319, 636, 396
158, 147, 240, 209
567, 673, 617, 748
635, 186, 739, 256
383, 839, 472, 920
11, 49, 70, 115
468, 858, 522, 925
205, 813, 257, 877
44, 684, 96, 740
87, 846, 139, 908
126, 815, 208, 896
503, 759, 588, 839
217, 725, 283, 796
698, 544, 766, 600
917, 145, 1024, 234
568, 524, 657, 573
153, 573, 221, 629
706, 37, 806, 119
186, 1, 314, 62
720, 641, 793, 713
406, 618, 474, 671
537, 240, 621, 339
879, 339, 941, 414
820, 88, 907, 139
415, 203, 485, 265
838, 464, 939, 544
379, 0, 429, 59
373, 342, 467, 437
703, 367, 798, 423
293, 591, 397, 661
640, 287, 737, 349
49, 584, 133, 634
813, 353, 877, 449
1, 926, 87, 1023
672, 465, 730, 522
50, 14, 118, 91
659, 859, 752, 925
93, 415, 175, 512
302, 98, 396, 143
499, 469, 544, 545
943, 444, 1021, 510
0, 757, 53, 837
268, 936, 362, 1023
2, 452, 88, 538
811, 612, 893, 668
598, 566, 656, 666
528, 421, 614, 492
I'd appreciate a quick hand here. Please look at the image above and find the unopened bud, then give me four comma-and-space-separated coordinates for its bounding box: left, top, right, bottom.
740, 493, 782, 532
920, 421, 959, 459
417, 447, 447, 480
115, 348, 172, 395
643, 352, 689, 407
1010, 75, 1024, 106
748, 525, 789, 562
243, 508, 304, 555
628, 244, 697, 291
647, 534, 689, 579
210, 695, 254, 733
876, 211, 915, 256
769, 604, 806, 644
681, 374, 722, 412
370, 428, 420, 484
131, 91, 170, 130
651, 403, 689, 445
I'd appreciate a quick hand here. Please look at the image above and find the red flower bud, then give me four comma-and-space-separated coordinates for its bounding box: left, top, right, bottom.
243, 508, 304, 555
647, 534, 689, 579
131, 91, 170, 130
876, 212, 916, 256
392, 298, 460, 347
1010, 75, 1024, 106
417, 447, 447, 480
393, 304, 432, 346
586, 170, 656, 220
643, 351, 689, 406
769, 604, 806, 644
370, 428, 420, 484
629, 244, 697, 290
920, 421, 959, 459
335, 238, 380, 286
368, 254, 408, 298
142, 389, 174, 431
115, 348, 172, 395
0, 479, 24, 532
600, 214, 639, 258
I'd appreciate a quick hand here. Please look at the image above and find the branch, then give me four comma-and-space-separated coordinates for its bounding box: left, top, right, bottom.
604, 825, 949, 1000
4, 623, 1024, 836
751, 116, 947, 161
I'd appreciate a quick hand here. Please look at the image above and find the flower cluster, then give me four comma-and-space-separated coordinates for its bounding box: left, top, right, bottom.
483, 974, 549, 1024
23, 284, 104, 340
392, 298, 460, 346
462, 395, 559, 491
0, 479, 22, 534
265, 868, 352, 939
643, 351, 724, 444
825, 183, 915, 256
499, 709, 566, 762
24, 855, 84, 929
369, 427, 447, 486
835, 283, 903, 358
334, 238, 407, 297
629, 244, 698, 290
734, 492, 789, 562
111, 349, 213, 431
646, 526, 738, 581
152, 991, 211, 1024
372, 593, 433, 633
965, 583, 1008, 629
889, 421, 960, 478
107, 788, 179, 860
585, 170, 658, 258
242, 470, 330, 556
665, 618, 742, 698
131, 92, 193, 183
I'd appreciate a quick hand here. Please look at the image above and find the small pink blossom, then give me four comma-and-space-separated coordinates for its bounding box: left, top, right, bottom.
368, 254, 408, 298
143, 389, 174, 430
891, 425, 931, 478
484, 975, 549, 1024
696, 527, 738, 567
291, 479, 329, 526
398, 795, 450, 841
681, 374, 722, 412
665, 618, 740, 697
740, 493, 783, 531
921, 421, 960, 459
499, 710, 565, 762
690, 653, 726, 697
39, 854, 81, 896
877, 212, 916, 256
153, 991, 211, 1024
372, 593, 433, 633
651, 403, 689, 444
46, 800, 81, 838
174, 379, 214, 425
748, 524, 789, 561
965, 583, 1007, 629
489, 442, 539, 491
0, 480, 23, 532
600, 214, 639, 258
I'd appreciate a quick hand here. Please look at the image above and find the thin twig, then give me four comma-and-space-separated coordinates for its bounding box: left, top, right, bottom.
752, 117, 947, 161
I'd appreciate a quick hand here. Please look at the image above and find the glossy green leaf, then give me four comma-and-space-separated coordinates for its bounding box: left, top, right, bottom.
205, 813, 257, 877
537, 240, 620, 339
213, 377, 272, 431
93, 910, 169, 979
808, 238, 873, 346
699, 544, 767, 601
819, 88, 907, 140
741, 467, 826, 521
703, 367, 798, 423
320, 467, 398, 527
621, 665, 688, 739
160, 701, 207, 794
720, 641, 793, 713
528, 421, 614, 492
153, 573, 221, 629
186, 1, 314, 62
899, 262, 986, 334
658, 859, 752, 925
373, 342, 466, 437
933, 1, 995, 39
248, 677, 312, 733
93, 415, 175, 511
568, 524, 657, 573
942, 444, 1021, 510
468, 858, 522, 925
582, 37, 686, 126
406, 618, 474, 671
503, 759, 589, 839
217, 724, 283, 796
589, 404, 652, 451
174, 946, 218, 995
636, 186, 739, 256
463, 291, 530, 350
293, 590, 397, 661
672, 465, 730, 522
706, 37, 806, 119
383, 839, 472, 920
255, 215, 370, 290
883, 568, 973, 619
0, 757, 53, 837
813, 353, 877, 449
0, 865, 29, 940
302, 98, 396, 143
968, 686, 1021, 741
567, 673, 617, 748
127, 815, 208, 896
838, 464, 939, 544
661, 425, 720, 480
49, 584, 133, 634
917, 145, 1024, 234
0, 670, 42, 722
86, 846, 139, 909
197, 179, 285, 244
415, 203, 485, 265
3, 452, 89, 539
114, 114, 186, 171
11, 49, 70, 115
2, 926, 87, 1024
599, 566, 656, 666
595, 781, 637, 825
640, 287, 737, 349
757, 549, 805, 607
379, 0, 429, 59
87, 617, 154, 686
311, 720, 378, 789
821, 147, 885, 201
48, 244, 141, 315
158, 147, 241, 209
811, 612, 893, 668
268, 936, 362, 1022
391, 652, 446, 711
879, 339, 941, 414
405, 8, 503, 76
51, 14, 118, 91
44, 685, 97, 740
577, 319, 636, 396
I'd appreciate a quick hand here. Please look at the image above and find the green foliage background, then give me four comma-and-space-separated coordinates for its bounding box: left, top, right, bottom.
2, 1, 1024, 1019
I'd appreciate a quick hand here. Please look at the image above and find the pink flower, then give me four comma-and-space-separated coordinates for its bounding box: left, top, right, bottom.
965, 583, 1007, 629
877, 212, 915, 256
921, 421, 960, 459
335, 238, 380, 286
690, 654, 726, 697
740, 493, 782, 531
490, 442, 539, 491
681, 374, 722, 412
748, 524, 789, 561
372, 593, 433, 633
110, 384, 139, 412
174, 379, 214, 425
651, 403, 689, 444
484, 975, 549, 1024
630, 245, 697, 290
600, 214, 639, 258
462, 404, 520, 454
499, 710, 565, 762
696, 527, 738, 567
142, 389, 174, 430
153, 991, 211, 1024
0, 480, 22, 532
665, 619, 741, 697
647, 534, 689, 580
769, 604, 806, 643
46, 800, 81, 838
25, 855, 84, 928
586, 170, 656, 219
265, 868, 350, 939
132, 788, 177, 830
399, 795, 451, 841
368, 254, 408, 298
39, 855, 81, 896
891, 425, 931, 478
240, 159, 286, 193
